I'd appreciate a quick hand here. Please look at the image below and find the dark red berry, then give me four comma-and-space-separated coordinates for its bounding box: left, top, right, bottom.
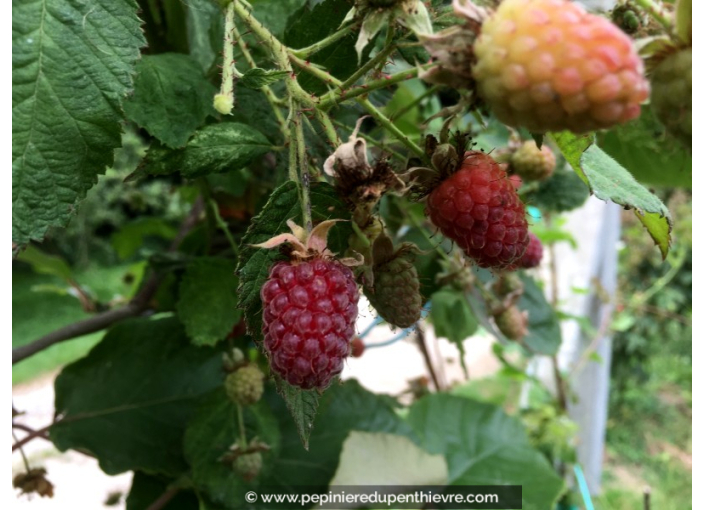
261, 258, 359, 390
515, 232, 544, 269
426, 151, 530, 269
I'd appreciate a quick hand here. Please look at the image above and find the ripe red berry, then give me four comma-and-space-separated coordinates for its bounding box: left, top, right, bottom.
473, 0, 649, 133
261, 259, 359, 390
514, 232, 543, 269
426, 151, 529, 269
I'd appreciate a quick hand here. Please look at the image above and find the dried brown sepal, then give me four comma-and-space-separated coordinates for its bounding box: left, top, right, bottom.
404, 132, 475, 200
252, 220, 363, 267
13, 468, 54, 498
325, 117, 405, 222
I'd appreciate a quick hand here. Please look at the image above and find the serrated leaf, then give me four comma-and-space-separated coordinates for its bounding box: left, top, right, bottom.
430, 288, 478, 344
50, 317, 224, 476
263, 380, 413, 488
522, 166, 590, 213
235, 181, 351, 446
183, 388, 281, 508
123, 53, 217, 148
284, 0, 372, 94
12, 0, 145, 245
133, 123, 272, 179
518, 275, 561, 356
330, 431, 448, 485
239, 68, 289, 89
551, 131, 672, 259
597, 106, 692, 188
407, 394, 564, 510
126, 472, 198, 510
16, 244, 73, 281
176, 258, 240, 347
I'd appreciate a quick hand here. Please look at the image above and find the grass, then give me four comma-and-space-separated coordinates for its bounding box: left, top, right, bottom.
12, 263, 139, 385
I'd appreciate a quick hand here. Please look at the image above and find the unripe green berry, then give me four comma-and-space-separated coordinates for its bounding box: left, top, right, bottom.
225, 365, 264, 406
233, 452, 262, 481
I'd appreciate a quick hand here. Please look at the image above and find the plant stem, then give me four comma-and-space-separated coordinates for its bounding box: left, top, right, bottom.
338, 30, 397, 92
318, 64, 430, 110
389, 84, 440, 122
12, 430, 31, 472
294, 112, 313, 232
289, 22, 360, 59
236, 404, 247, 448
232, 1, 338, 148
231, 18, 288, 138
209, 199, 240, 256
358, 98, 425, 158
633, 0, 674, 32
214, 2, 242, 114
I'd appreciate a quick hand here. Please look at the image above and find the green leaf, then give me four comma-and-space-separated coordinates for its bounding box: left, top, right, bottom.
111, 217, 178, 260
263, 380, 412, 488
51, 316, 224, 476
126, 472, 198, 510
430, 288, 478, 344
133, 123, 272, 179
284, 0, 371, 94
183, 388, 281, 509
249, 0, 307, 38
329, 431, 448, 485
239, 68, 289, 89
16, 244, 73, 281
186, 0, 224, 73
551, 131, 672, 259
518, 275, 561, 355
236, 180, 351, 446
12, 0, 145, 245
407, 394, 564, 510
123, 53, 217, 148
597, 106, 692, 188
177, 257, 240, 346
522, 167, 590, 213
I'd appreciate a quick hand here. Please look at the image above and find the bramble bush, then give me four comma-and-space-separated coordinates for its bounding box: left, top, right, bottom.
12, 0, 691, 508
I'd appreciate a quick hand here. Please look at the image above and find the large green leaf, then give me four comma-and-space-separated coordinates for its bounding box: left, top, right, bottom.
133, 123, 272, 179
552, 131, 672, 258
236, 180, 352, 447
183, 388, 281, 509
177, 257, 241, 346
284, 0, 370, 95
123, 53, 216, 148
407, 394, 564, 510
51, 316, 224, 476
518, 275, 562, 356
12, 0, 145, 245
185, 381, 409, 510
597, 107, 692, 188
185, 0, 224, 73
125, 472, 198, 510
